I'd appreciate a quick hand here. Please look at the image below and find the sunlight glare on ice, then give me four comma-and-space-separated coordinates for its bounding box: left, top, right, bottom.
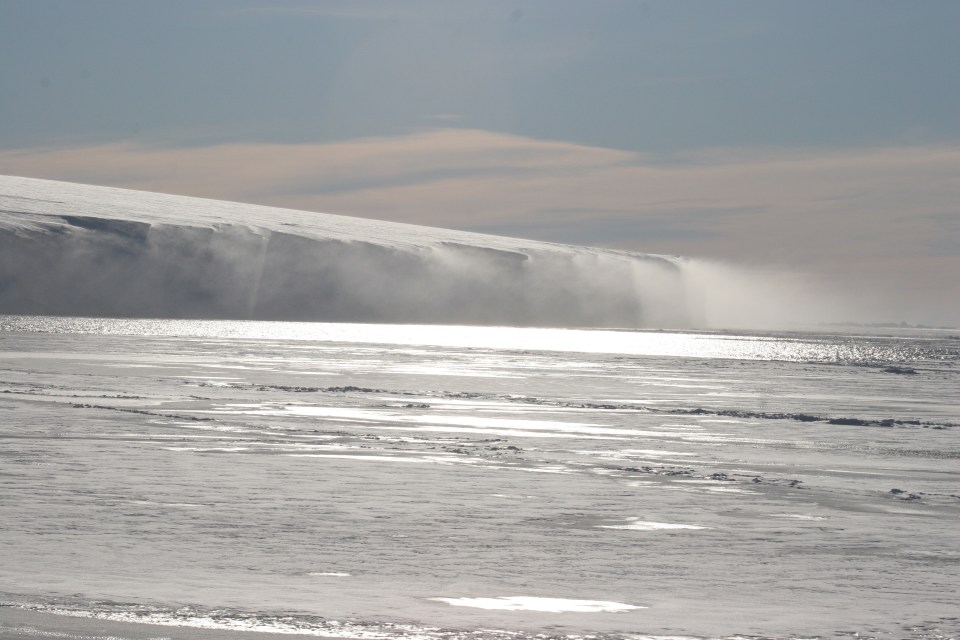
430, 596, 643, 612
597, 519, 708, 531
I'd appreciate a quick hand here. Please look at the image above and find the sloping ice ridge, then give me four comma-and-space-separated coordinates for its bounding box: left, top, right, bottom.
0, 174, 689, 327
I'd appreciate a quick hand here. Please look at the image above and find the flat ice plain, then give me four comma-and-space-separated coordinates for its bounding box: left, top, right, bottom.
1, 317, 958, 640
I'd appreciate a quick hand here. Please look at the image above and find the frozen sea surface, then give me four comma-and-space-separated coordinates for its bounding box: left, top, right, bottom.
1, 316, 958, 640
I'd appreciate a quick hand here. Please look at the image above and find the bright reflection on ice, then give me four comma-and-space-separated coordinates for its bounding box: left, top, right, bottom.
625, 637, 704, 640
2, 315, 939, 363
430, 596, 643, 612
202, 404, 653, 439
626, 637, 725, 640
597, 519, 708, 531
286, 454, 435, 464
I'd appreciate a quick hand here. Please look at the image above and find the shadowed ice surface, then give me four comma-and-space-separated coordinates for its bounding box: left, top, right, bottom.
1, 317, 958, 640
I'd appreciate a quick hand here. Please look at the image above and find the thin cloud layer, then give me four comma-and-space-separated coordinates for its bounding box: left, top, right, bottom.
2, 129, 957, 324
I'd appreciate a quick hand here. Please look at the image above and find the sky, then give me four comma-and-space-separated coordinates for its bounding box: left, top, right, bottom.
1, 0, 958, 325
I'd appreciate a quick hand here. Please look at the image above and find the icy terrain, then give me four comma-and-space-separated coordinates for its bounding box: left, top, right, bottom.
1, 317, 959, 640
0, 175, 687, 327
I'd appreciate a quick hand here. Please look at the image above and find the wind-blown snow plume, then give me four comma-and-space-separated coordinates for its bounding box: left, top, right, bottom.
0, 175, 691, 328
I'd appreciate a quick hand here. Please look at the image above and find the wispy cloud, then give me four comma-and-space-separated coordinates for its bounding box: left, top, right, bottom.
2, 129, 958, 322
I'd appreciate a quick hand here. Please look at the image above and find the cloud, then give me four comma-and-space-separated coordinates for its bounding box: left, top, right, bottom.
1, 128, 958, 324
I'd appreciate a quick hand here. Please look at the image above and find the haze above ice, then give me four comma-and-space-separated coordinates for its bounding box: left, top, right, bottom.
1, 0, 958, 325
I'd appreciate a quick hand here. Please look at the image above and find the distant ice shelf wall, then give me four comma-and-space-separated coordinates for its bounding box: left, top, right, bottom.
0, 175, 690, 328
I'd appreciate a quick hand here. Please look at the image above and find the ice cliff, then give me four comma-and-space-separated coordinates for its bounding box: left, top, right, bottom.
0, 175, 689, 327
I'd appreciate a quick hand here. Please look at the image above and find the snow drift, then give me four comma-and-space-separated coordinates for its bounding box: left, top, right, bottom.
0, 175, 690, 327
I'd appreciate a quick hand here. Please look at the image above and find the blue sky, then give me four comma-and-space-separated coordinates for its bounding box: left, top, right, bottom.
1, 0, 959, 323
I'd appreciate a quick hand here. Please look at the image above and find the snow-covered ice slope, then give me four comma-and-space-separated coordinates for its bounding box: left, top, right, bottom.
0, 175, 688, 327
